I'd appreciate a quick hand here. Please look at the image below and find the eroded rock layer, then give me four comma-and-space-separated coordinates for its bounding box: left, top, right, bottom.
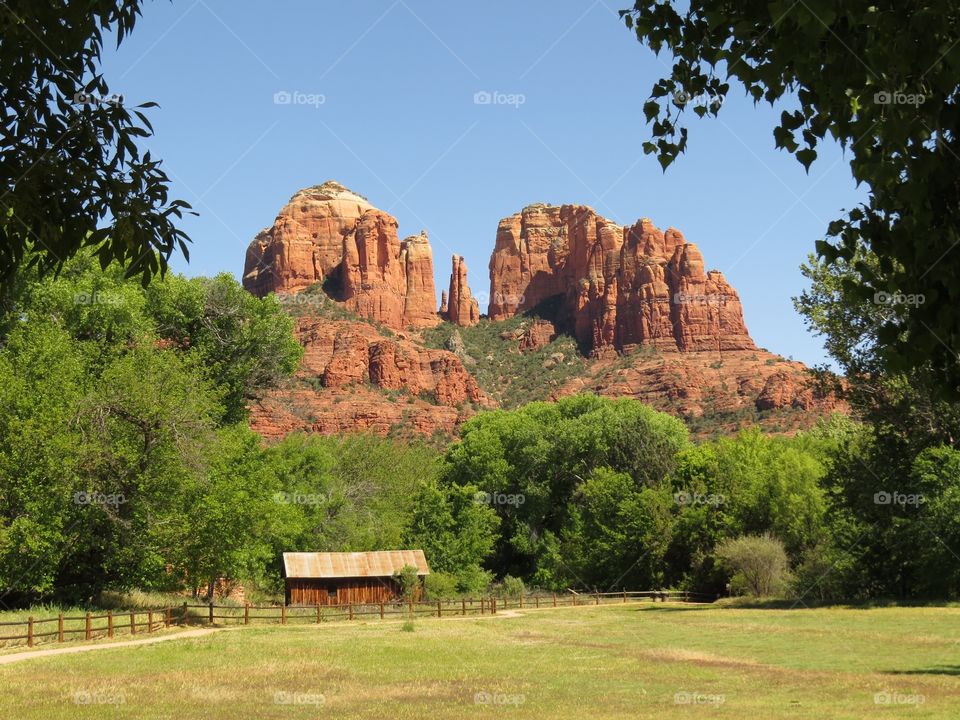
488, 204, 755, 355
244, 182, 442, 330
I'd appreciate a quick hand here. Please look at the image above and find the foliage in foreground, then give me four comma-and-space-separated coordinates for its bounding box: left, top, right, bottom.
623, 0, 960, 394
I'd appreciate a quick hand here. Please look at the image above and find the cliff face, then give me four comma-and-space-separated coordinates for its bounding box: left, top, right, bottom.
244, 182, 444, 330
488, 205, 755, 356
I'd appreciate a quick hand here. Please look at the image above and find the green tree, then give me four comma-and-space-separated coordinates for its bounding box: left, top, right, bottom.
405, 481, 499, 591
0, 322, 86, 601
1, 1, 192, 288
443, 395, 690, 584
175, 425, 283, 598
623, 1, 960, 392
145, 273, 303, 423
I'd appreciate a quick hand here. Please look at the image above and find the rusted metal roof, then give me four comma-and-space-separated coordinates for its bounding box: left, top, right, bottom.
282, 550, 430, 579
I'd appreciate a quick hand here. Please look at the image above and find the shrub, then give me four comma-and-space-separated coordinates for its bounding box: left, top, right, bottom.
494, 575, 526, 599
424, 572, 459, 599
393, 565, 420, 600
714, 534, 791, 598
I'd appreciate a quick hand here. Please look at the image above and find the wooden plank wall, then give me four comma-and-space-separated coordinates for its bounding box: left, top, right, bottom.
286, 577, 411, 606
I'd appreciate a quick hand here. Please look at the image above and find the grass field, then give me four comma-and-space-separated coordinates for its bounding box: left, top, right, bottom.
1, 602, 959, 718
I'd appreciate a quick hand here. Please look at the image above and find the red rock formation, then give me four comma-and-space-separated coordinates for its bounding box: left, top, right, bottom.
249, 316, 492, 441
488, 204, 755, 355
244, 182, 439, 330
519, 320, 557, 352
442, 255, 480, 327
246, 187, 843, 443
244, 181, 374, 297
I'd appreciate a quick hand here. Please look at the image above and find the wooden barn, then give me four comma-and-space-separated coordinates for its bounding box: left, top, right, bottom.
282, 550, 430, 606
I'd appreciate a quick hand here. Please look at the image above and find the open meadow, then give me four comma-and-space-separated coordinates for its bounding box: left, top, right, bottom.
1, 602, 958, 719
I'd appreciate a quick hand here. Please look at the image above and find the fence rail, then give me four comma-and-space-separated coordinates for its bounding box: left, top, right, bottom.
0, 589, 714, 651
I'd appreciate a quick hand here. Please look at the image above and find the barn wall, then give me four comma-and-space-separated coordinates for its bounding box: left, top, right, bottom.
286, 577, 417, 605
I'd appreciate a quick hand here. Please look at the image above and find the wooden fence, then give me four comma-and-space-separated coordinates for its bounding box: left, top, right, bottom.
0, 589, 715, 651
0, 608, 174, 649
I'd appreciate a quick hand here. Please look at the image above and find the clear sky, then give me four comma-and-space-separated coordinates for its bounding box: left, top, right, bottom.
100, 0, 866, 367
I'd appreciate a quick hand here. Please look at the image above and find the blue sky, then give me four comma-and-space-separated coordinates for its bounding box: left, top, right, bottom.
101, 0, 866, 367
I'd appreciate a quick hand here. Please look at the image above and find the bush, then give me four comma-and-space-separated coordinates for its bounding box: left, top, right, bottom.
714, 534, 791, 598
424, 572, 459, 599
494, 575, 526, 599
456, 565, 493, 596
393, 565, 420, 600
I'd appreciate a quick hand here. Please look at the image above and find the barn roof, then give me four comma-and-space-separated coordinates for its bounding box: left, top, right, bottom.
282, 550, 430, 579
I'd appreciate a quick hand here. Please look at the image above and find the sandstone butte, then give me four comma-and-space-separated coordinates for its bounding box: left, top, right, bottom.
243, 183, 842, 441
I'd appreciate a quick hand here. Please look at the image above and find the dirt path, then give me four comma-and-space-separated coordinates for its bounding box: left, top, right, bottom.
0, 628, 222, 666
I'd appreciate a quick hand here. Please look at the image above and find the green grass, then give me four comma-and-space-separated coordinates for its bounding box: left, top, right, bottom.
2, 603, 959, 718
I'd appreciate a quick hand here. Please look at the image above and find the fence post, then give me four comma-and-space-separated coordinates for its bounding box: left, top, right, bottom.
535, 595, 540, 609
27, 616, 34, 647
553, 593, 557, 607
316, 603, 321, 624
348, 603, 353, 621
85, 612, 92, 641
130, 612, 136, 635
462, 598, 466, 616
165, 606, 171, 628
480, 598, 485, 615
108, 611, 114, 638
281, 605, 287, 625
595, 592, 600, 606
437, 600, 441, 618
182, 602, 188, 626
58, 613, 64, 643
492, 598, 497, 615
623, 590, 627, 603
147, 611, 153, 633
379, 602, 385, 620
519, 594, 523, 609
208, 601, 214, 625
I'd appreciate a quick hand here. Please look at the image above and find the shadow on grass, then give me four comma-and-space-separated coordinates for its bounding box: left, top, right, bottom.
884, 666, 960, 677
711, 597, 960, 611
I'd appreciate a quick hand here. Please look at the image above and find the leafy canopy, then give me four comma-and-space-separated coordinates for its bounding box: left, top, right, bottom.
0, 1, 192, 287
622, 1, 960, 393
